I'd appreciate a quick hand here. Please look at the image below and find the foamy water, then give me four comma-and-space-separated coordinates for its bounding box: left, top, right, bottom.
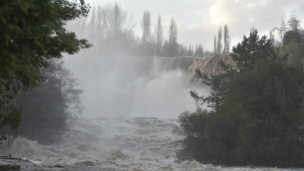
1, 117, 302, 171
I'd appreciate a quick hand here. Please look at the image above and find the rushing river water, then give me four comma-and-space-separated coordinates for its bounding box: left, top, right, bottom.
1, 117, 302, 171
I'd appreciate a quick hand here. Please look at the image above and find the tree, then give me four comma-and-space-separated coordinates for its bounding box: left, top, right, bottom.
88, 6, 96, 41
194, 29, 277, 112
100, 3, 136, 56
188, 44, 193, 57
217, 61, 304, 166
140, 11, 155, 56
13, 60, 83, 144
217, 26, 222, 55
288, 15, 302, 32
0, 0, 91, 142
195, 44, 203, 57
213, 35, 217, 55
190, 73, 228, 113
282, 31, 303, 66
191, 30, 277, 114
65, 16, 88, 39
142, 11, 151, 44
274, 16, 302, 42
274, 19, 288, 41
167, 17, 178, 57
283, 31, 301, 46
179, 30, 304, 167
96, 6, 104, 49
230, 30, 277, 72
155, 15, 163, 56
113, 3, 125, 34
223, 24, 230, 54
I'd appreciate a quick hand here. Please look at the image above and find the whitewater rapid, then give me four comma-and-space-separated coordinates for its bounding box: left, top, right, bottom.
0, 117, 302, 171
1, 56, 301, 170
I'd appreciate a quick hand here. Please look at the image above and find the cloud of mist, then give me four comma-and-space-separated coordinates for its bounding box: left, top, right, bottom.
64, 56, 209, 119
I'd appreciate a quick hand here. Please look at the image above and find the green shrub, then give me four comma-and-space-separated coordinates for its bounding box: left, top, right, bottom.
179, 61, 304, 167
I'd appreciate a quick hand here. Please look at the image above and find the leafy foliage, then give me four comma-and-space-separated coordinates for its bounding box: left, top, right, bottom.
230, 30, 277, 72
180, 61, 304, 167
0, 0, 91, 141
191, 30, 276, 113
12, 60, 83, 144
283, 31, 301, 46
190, 71, 228, 113
281, 31, 304, 67
179, 30, 304, 167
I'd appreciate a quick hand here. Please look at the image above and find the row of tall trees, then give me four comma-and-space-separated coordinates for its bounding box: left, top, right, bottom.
213, 24, 230, 55
68, 4, 212, 57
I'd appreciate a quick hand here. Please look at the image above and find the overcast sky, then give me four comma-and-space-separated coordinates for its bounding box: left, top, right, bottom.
83, 0, 304, 51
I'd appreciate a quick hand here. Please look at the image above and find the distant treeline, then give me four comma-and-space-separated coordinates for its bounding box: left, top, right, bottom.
67, 3, 231, 57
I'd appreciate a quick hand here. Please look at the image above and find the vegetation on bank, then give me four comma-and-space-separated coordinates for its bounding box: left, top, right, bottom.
179, 17, 304, 167
12, 60, 83, 144
0, 0, 90, 143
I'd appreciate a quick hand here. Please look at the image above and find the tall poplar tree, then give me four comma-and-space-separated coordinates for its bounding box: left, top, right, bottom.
88, 6, 96, 40
214, 35, 217, 55
155, 15, 163, 56
223, 24, 230, 54
168, 18, 178, 57
217, 26, 222, 55
142, 11, 151, 44
96, 6, 104, 48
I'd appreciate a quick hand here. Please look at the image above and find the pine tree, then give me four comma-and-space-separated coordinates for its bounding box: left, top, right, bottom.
230, 29, 277, 72
191, 29, 277, 113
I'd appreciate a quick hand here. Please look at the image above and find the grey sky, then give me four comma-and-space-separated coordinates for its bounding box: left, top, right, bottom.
84, 0, 304, 51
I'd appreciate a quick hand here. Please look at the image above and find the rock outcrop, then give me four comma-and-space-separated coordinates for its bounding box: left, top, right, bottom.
188, 55, 236, 79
